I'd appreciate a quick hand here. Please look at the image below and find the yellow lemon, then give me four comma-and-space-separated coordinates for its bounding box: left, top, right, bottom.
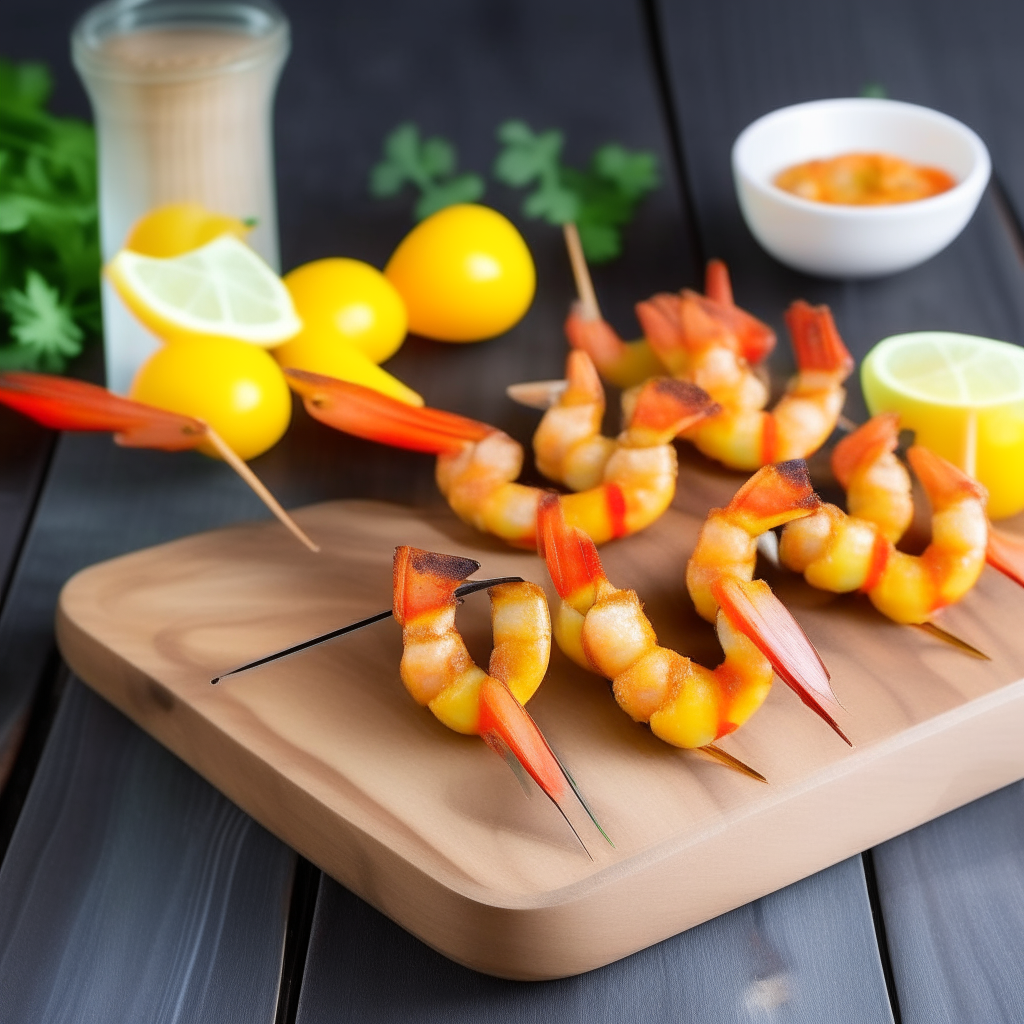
107, 235, 301, 348
131, 336, 291, 460
862, 331, 1024, 518
124, 201, 251, 258
384, 204, 535, 342
274, 325, 422, 406
283, 258, 407, 364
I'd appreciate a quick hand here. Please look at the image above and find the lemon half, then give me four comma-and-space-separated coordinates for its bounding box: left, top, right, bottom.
862, 331, 1024, 518
107, 235, 301, 348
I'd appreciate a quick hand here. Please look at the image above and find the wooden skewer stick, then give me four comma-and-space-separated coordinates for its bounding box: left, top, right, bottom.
913, 621, 990, 660
700, 743, 768, 783
204, 427, 320, 553
563, 222, 601, 322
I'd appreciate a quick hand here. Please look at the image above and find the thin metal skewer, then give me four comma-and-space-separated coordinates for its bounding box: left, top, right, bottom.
211, 575, 527, 683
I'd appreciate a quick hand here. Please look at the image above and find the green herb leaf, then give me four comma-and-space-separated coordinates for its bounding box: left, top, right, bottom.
1, 270, 84, 371
494, 120, 659, 263
370, 123, 485, 220
0, 58, 101, 361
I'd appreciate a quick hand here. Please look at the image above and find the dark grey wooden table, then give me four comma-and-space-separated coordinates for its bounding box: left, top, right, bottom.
2, 1, 1024, 1020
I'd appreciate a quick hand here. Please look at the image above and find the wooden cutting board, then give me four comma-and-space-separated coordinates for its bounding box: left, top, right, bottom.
55, 462, 1024, 980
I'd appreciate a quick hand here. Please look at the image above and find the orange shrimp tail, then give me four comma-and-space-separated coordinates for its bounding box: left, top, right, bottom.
630, 377, 720, 437
286, 369, 492, 455
478, 677, 610, 850
725, 459, 821, 534
0, 371, 206, 450
987, 526, 1024, 588
562, 350, 605, 406
906, 446, 988, 506
564, 304, 629, 369
634, 293, 686, 369
713, 577, 850, 745
393, 545, 480, 625
784, 301, 855, 377
537, 493, 606, 600
704, 259, 734, 306
832, 413, 901, 489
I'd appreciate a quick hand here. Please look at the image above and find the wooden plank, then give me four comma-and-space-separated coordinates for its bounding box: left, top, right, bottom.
651, 1, 1024, 1019
56, 488, 1024, 980
296, 858, 890, 1024
0, 676, 293, 1023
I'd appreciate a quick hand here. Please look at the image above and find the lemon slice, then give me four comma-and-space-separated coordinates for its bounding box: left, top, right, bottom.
107, 235, 302, 348
862, 332, 1024, 518
124, 202, 251, 258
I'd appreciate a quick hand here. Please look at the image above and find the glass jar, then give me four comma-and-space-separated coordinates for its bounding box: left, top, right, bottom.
72, 0, 290, 393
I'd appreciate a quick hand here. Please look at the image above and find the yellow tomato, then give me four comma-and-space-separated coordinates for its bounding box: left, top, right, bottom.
283, 258, 407, 364
131, 337, 291, 460
274, 325, 423, 406
124, 202, 251, 257
384, 204, 535, 342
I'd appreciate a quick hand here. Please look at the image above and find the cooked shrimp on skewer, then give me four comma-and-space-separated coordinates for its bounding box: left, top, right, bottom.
685, 460, 848, 741
394, 545, 608, 848
538, 491, 844, 757
0, 371, 318, 551
644, 299, 854, 471
825, 412, 1024, 602
778, 441, 988, 625
564, 260, 775, 390
287, 360, 718, 549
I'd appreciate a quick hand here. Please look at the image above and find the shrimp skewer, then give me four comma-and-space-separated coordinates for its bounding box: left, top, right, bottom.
394, 545, 608, 849
822, 413, 1024, 614
564, 260, 775, 390
0, 371, 318, 551
778, 438, 988, 625
685, 460, 848, 740
643, 298, 854, 470
286, 360, 718, 549
539, 485, 844, 756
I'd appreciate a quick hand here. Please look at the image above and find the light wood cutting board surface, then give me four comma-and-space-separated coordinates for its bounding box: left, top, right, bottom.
56, 467, 1024, 979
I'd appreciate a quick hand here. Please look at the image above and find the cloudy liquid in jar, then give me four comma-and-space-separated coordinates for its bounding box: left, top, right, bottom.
73, 2, 289, 392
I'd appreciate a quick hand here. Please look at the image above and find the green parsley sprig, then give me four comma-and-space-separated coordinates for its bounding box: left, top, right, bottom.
370, 123, 485, 221
0, 59, 101, 371
493, 120, 659, 263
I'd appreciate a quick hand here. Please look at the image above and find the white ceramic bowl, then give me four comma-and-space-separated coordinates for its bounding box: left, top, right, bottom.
731, 98, 991, 278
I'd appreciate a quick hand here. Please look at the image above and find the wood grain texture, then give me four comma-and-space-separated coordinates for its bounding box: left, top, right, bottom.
0, 678, 293, 1024
56, 489, 1024, 979
296, 857, 892, 1024
651, 1, 1024, 1017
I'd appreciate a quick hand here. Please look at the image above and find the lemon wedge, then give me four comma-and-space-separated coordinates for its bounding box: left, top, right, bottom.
124, 202, 252, 258
862, 331, 1024, 518
107, 235, 302, 348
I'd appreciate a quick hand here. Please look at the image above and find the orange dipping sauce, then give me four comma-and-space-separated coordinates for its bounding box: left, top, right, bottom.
774, 152, 957, 206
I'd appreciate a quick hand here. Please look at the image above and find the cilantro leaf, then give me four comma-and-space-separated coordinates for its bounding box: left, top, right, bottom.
0, 58, 100, 367
370, 123, 485, 220
494, 121, 659, 263
1, 270, 84, 371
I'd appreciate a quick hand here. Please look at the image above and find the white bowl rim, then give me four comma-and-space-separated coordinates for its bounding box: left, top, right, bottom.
732, 97, 991, 220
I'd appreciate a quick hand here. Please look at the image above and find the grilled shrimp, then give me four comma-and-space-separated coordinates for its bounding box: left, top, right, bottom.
287, 360, 718, 549
538, 488, 846, 751
564, 260, 775, 390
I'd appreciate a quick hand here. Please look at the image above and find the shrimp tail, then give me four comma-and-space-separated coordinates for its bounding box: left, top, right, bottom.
0, 371, 207, 450
986, 525, 1024, 587
906, 445, 988, 505
537, 492, 606, 603
478, 678, 611, 851
628, 377, 721, 441
831, 412, 901, 488
392, 545, 480, 624
713, 576, 850, 745
564, 302, 666, 390
784, 301, 855, 377
704, 259, 734, 306
726, 459, 822, 534
286, 369, 492, 454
